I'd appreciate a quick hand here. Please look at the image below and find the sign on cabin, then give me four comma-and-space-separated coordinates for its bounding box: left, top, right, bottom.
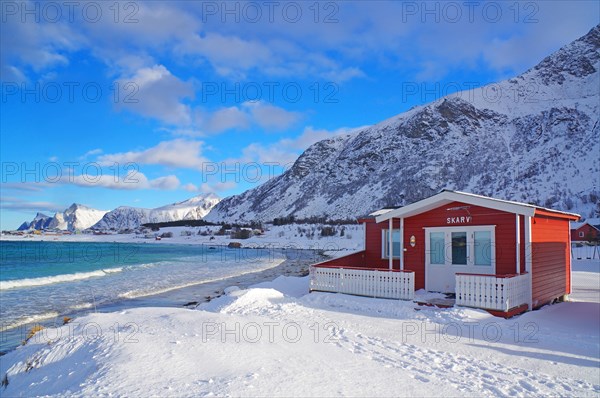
446, 216, 472, 224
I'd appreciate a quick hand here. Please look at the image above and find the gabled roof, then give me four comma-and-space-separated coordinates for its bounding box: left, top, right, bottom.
571, 220, 600, 231
375, 190, 580, 223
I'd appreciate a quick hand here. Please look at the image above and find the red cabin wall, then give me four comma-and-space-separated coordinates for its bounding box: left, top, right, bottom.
531, 215, 571, 308
362, 218, 401, 269
363, 201, 520, 290
316, 250, 367, 268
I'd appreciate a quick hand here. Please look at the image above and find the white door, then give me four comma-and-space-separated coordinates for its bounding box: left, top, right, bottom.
425, 226, 496, 293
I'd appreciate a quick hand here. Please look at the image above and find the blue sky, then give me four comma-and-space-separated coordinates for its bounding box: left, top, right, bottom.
1, 0, 598, 229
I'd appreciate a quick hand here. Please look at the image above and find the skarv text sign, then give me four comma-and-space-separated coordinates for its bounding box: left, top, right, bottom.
447, 216, 472, 224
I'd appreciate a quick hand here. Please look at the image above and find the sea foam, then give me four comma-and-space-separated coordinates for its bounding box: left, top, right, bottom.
0, 268, 123, 290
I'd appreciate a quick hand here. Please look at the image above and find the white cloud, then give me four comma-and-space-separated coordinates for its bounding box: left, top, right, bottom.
66, 170, 180, 191
149, 175, 180, 190
244, 102, 302, 131
0, 182, 48, 192
190, 102, 301, 135
98, 139, 207, 169
4, 1, 597, 88
196, 106, 250, 133
182, 183, 199, 192
199, 181, 237, 193
239, 125, 363, 166
79, 148, 103, 160
0, 197, 62, 213
175, 33, 273, 78
115, 65, 194, 125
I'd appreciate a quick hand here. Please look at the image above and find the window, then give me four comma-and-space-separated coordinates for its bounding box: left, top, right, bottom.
451, 232, 467, 265
426, 226, 495, 269
382, 229, 401, 258
579, 231, 585, 238
474, 231, 492, 266
429, 232, 445, 264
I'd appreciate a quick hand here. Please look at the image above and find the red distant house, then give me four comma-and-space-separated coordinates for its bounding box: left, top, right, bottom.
571, 219, 600, 242
310, 190, 580, 317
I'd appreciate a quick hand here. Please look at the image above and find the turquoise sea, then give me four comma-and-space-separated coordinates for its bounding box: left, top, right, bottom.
0, 241, 285, 352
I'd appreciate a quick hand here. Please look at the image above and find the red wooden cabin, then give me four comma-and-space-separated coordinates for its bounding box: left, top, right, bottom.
310, 190, 580, 317
571, 220, 600, 242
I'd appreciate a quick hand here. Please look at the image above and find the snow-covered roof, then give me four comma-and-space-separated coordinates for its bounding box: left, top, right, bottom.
571, 218, 600, 230
355, 208, 400, 220
369, 208, 397, 217
375, 190, 581, 223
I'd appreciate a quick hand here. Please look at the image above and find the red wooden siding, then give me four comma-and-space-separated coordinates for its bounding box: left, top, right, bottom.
362, 218, 401, 269
402, 201, 519, 289
571, 224, 599, 242
315, 250, 366, 268
531, 215, 571, 308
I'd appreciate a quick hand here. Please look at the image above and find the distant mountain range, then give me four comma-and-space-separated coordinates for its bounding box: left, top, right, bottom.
18, 204, 108, 231
205, 24, 600, 223
92, 193, 220, 230
18, 194, 220, 231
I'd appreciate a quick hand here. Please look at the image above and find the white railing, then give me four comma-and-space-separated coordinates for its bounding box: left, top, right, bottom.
455, 273, 530, 311
309, 266, 415, 300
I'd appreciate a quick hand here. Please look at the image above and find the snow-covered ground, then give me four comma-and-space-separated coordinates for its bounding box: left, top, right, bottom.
0, 224, 364, 253
1, 255, 598, 396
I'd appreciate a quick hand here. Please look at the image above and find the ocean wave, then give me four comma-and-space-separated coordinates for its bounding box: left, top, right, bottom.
0, 268, 124, 290
69, 302, 95, 311
2, 311, 61, 331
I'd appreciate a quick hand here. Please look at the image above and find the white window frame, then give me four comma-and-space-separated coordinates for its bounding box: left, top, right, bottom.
424, 225, 496, 268
381, 229, 401, 259
579, 231, 585, 238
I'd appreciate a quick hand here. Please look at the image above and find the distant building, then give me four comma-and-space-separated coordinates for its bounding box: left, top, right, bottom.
571, 218, 600, 242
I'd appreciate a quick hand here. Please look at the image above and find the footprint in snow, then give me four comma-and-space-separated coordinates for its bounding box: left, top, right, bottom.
411, 374, 430, 383
518, 379, 538, 392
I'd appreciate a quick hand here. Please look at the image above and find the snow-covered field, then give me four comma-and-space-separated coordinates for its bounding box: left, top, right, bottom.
1, 250, 598, 396
1, 224, 364, 253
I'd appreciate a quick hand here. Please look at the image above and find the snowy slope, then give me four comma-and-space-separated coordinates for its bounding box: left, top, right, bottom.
0, 259, 598, 396
91, 193, 220, 230
206, 25, 600, 223
152, 193, 220, 222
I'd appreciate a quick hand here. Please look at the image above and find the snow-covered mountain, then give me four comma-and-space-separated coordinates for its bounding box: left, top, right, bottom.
49, 204, 109, 231
91, 193, 220, 230
17, 213, 53, 231
205, 25, 600, 223
17, 205, 108, 232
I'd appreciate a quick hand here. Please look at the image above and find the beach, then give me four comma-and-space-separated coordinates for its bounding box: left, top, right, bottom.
0, 237, 327, 355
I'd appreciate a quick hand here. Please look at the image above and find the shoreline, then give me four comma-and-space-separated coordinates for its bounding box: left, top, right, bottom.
0, 223, 364, 252
0, 248, 322, 355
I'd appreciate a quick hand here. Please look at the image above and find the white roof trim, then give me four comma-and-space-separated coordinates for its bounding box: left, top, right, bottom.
375, 190, 579, 223
368, 208, 396, 217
